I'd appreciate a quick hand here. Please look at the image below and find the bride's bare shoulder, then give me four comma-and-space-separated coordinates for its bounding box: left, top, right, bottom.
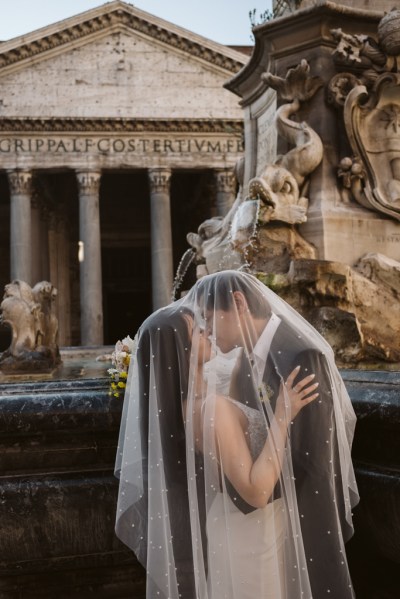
213, 394, 248, 429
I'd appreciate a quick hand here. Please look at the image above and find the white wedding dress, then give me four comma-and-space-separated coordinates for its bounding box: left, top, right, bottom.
206, 398, 286, 599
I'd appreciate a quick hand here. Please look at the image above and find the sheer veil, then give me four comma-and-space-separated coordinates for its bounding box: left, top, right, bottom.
115, 270, 359, 599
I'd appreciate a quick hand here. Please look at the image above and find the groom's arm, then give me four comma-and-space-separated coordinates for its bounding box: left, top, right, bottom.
290, 349, 354, 596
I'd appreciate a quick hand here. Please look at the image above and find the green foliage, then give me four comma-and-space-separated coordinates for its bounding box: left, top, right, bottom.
249, 0, 303, 35
255, 272, 289, 292
248, 8, 274, 30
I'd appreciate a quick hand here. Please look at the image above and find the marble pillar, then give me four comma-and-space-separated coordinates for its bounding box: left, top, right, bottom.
148, 168, 173, 310
76, 170, 103, 346
214, 168, 236, 216
7, 170, 33, 284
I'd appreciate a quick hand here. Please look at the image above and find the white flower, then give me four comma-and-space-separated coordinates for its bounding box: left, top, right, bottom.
122, 335, 136, 352
110, 334, 137, 372
107, 368, 119, 375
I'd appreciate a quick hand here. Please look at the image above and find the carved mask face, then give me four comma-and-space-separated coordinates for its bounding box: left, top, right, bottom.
248, 165, 308, 225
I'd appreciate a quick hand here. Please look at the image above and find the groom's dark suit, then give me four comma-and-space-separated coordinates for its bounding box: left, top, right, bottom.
228, 317, 355, 598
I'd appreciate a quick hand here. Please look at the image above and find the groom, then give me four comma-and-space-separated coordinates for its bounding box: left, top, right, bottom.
197, 270, 355, 598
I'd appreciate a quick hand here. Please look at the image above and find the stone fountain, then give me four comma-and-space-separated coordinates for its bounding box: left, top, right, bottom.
0, 3, 399, 597
186, 1, 400, 368
184, 3, 400, 597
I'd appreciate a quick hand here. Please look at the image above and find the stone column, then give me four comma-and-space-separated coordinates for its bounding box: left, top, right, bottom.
214, 168, 237, 216
76, 170, 103, 346
7, 170, 33, 284
148, 168, 173, 310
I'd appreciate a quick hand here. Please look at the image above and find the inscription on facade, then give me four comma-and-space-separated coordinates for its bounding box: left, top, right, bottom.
376, 234, 400, 243
0, 136, 244, 155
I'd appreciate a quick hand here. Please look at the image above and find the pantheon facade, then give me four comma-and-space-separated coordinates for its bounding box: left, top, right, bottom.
0, 1, 248, 346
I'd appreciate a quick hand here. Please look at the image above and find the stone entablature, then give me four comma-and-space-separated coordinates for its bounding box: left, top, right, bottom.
0, 121, 244, 170
0, 135, 243, 155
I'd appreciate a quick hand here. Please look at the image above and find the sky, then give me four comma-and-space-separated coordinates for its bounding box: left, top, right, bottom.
0, 0, 274, 45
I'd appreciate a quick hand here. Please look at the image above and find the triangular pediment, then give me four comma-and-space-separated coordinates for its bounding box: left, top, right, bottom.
0, 1, 246, 77
0, 2, 247, 121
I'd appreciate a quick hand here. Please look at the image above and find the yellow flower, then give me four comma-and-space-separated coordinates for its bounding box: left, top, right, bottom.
117, 381, 126, 389
111, 382, 117, 390
258, 383, 274, 402
120, 371, 128, 379
113, 392, 120, 398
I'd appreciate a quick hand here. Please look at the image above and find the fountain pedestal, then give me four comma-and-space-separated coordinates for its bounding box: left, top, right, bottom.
0, 350, 145, 598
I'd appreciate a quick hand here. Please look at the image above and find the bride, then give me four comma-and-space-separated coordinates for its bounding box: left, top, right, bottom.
115, 270, 359, 599
184, 311, 319, 599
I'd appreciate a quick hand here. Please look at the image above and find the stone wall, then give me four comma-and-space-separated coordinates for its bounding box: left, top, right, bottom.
0, 377, 145, 598
0, 370, 399, 597
0, 29, 242, 119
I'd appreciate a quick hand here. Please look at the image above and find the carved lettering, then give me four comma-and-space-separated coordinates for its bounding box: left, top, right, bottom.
376, 234, 400, 243
0, 136, 244, 155
0, 139, 10, 152
98, 138, 109, 152
113, 139, 125, 152
207, 141, 221, 152
56, 140, 68, 152
194, 140, 206, 151
85, 139, 94, 152
71, 138, 81, 152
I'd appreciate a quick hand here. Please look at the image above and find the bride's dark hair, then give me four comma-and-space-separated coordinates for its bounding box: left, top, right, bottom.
197, 270, 271, 319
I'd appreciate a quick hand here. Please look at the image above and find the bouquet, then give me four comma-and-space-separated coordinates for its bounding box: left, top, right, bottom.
107, 335, 136, 398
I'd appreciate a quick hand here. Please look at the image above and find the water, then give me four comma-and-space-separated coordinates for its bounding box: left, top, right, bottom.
0, 346, 113, 383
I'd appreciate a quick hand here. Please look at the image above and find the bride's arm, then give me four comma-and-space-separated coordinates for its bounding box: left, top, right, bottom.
214, 367, 319, 509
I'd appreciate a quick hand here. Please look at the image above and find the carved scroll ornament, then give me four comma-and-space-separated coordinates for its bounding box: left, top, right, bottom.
343, 73, 400, 220
330, 9, 400, 220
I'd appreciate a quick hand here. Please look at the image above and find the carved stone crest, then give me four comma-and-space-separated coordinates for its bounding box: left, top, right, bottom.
343, 74, 400, 219
330, 9, 400, 220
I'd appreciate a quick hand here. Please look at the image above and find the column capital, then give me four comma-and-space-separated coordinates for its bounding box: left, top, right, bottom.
76, 170, 102, 195
148, 168, 172, 194
7, 169, 33, 195
214, 168, 236, 194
